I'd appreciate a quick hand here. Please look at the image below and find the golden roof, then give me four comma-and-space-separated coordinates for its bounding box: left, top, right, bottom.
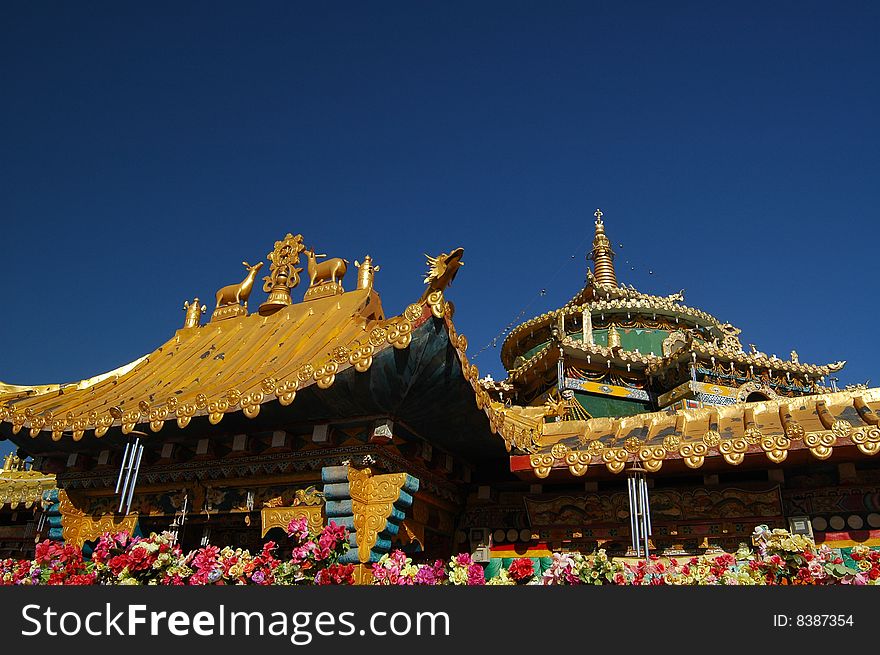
506, 329, 844, 388
509, 387, 880, 478
500, 213, 844, 378
0, 287, 416, 439
0, 230, 864, 485
645, 340, 845, 377
0, 245, 504, 455
0, 455, 55, 508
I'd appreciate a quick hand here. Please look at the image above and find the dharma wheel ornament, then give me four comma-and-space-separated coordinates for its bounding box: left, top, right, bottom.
259, 233, 306, 316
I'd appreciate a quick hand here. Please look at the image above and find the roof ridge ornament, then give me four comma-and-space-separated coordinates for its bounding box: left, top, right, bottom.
588, 207, 618, 288
211, 260, 264, 322
259, 233, 306, 316
354, 255, 380, 290
182, 298, 206, 329
302, 245, 348, 301
419, 247, 465, 302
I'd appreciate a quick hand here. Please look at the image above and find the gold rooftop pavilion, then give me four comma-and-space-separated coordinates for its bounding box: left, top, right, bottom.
1, 213, 879, 558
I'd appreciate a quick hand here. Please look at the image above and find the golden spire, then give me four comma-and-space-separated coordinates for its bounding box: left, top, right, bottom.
588, 208, 618, 287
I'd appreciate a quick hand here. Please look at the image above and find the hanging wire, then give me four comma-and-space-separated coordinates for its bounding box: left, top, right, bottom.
470, 289, 547, 361
471, 219, 670, 362
472, 226, 592, 361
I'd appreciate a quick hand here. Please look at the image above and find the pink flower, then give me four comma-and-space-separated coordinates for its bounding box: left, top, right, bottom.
467, 563, 485, 586
414, 560, 447, 586
287, 517, 310, 542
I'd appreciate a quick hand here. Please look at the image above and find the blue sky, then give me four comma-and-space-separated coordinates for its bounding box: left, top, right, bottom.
1, 2, 878, 455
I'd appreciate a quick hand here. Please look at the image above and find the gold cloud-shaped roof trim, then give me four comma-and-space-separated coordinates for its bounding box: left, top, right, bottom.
517, 387, 880, 478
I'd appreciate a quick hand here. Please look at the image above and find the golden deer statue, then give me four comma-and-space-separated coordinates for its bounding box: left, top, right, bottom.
304, 248, 348, 287
215, 261, 264, 308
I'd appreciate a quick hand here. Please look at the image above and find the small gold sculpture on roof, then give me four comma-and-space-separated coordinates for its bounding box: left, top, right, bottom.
211, 260, 264, 322
3, 452, 24, 472
718, 323, 744, 353
259, 233, 306, 316
182, 297, 206, 329
303, 246, 349, 301
420, 247, 464, 301
354, 255, 380, 290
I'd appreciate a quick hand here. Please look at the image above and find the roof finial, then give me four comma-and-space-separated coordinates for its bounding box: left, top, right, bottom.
588, 207, 618, 287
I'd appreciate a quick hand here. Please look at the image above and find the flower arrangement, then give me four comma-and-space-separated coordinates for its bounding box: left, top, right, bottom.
187, 544, 269, 585
92, 531, 189, 585
414, 558, 448, 585
507, 558, 535, 584
314, 563, 356, 585
7, 541, 96, 585
2, 524, 878, 586
542, 550, 622, 585
542, 552, 585, 585
372, 550, 449, 585
448, 552, 485, 586
371, 550, 420, 585
0, 557, 34, 586
845, 545, 880, 585
486, 568, 515, 585
274, 517, 351, 584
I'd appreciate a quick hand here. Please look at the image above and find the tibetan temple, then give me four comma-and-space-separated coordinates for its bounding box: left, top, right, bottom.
2, 214, 880, 571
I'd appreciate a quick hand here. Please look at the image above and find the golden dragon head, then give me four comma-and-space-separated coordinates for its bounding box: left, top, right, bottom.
423, 247, 465, 291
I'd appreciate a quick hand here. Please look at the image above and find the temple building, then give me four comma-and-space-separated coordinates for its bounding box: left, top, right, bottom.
1, 215, 879, 572
0, 453, 54, 558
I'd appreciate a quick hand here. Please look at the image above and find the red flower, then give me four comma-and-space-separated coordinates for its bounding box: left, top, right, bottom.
316, 563, 355, 585
508, 558, 535, 583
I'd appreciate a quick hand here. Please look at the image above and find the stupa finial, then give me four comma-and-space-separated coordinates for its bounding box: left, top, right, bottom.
588, 207, 618, 287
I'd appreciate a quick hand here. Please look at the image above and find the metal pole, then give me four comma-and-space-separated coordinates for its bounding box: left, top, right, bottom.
115, 440, 132, 494
117, 438, 137, 513
627, 476, 637, 554
123, 442, 144, 515
639, 476, 651, 558
636, 474, 648, 559
557, 350, 565, 393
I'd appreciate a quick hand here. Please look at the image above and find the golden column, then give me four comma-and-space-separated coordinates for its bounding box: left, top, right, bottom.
588, 208, 618, 287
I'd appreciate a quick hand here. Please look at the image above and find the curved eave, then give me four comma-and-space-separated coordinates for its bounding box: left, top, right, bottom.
646, 343, 845, 378
510, 387, 880, 479
0, 356, 149, 402
500, 295, 725, 370
507, 336, 664, 388
0, 470, 56, 508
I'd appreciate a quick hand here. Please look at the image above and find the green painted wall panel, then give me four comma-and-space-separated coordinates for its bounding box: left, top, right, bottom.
574, 391, 651, 418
